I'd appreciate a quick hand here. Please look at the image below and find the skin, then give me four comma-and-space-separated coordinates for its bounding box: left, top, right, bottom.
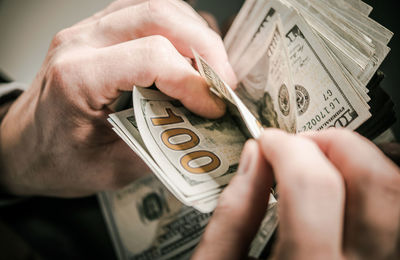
193, 128, 400, 260
0, 0, 237, 197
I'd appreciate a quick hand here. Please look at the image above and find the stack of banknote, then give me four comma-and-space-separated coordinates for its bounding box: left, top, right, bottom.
101, 0, 394, 258
99, 174, 277, 259
225, 0, 392, 133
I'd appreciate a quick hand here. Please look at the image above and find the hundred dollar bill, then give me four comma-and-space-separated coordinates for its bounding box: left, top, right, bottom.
282, 12, 370, 131
99, 174, 279, 260
193, 49, 264, 139
133, 87, 246, 197
107, 107, 280, 256
227, 0, 278, 66
98, 174, 212, 260
342, 0, 372, 16
228, 0, 370, 132
249, 202, 278, 258
318, 0, 392, 45
108, 108, 223, 213
234, 17, 297, 133
284, 0, 390, 86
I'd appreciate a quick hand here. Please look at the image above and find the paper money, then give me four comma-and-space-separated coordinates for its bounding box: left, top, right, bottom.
230, 0, 374, 132
284, 12, 371, 131
102, 0, 393, 258
99, 174, 278, 260
234, 17, 297, 133
193, 49, 264, 138
98, 174, 212, 260
133, 87, 244, 195
108, 108, 224, 213
283, 0, 390, 86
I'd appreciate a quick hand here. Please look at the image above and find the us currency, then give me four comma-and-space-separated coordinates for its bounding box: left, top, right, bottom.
318, 0, 392, 45
98, 174, 212, 260
108, 82, 280, 256
283, 0, 391, 86
249, 203, 279, 258
99, 174, 279, 260
108, 108, 223, 213
226, 0, 278, 66
228, 0, 371, 132
284, 12, 371, 131
234, 17, 297, 133
324, 44, 371, 103
193, 49, 264, 138
133, 87, 245, 196
341, 0, 372, 16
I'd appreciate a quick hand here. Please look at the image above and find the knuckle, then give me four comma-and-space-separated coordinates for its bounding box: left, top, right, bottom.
147, 0, 169, 22
47, 55, 78, 88
281, 169, 344, 202
274, 135, 315, 161
209, 29, 223, 44
149, 35, 176, 61
49, 57, 70, 80
51, 28, 73, 48
197, 28, 223, 52
95, 14, 116, 38
312, 172, 344, 195
277, 137, 344, 196
151, 35, 174, 50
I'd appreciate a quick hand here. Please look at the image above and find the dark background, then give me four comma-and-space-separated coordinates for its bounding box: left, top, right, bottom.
363, 0, 400, 138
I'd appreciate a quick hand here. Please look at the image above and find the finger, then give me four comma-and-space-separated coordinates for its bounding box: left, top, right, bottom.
258, 129, 344, 259
193, 140, 273, 260
75, 35, 226, 118
303, 129, 400, 259
198, 11, 221, 35
77, 0, 207, 27
85, 0, 237, 87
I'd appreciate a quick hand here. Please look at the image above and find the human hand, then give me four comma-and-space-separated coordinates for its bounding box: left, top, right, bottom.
0, 0, 236, 197
193, 129, 400, 259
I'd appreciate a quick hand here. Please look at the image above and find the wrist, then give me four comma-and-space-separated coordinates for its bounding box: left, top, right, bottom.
0, 89, 31, 196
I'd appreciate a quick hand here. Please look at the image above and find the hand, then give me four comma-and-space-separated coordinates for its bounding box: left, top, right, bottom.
193, 129, 400, 259
0, 0, 236, 197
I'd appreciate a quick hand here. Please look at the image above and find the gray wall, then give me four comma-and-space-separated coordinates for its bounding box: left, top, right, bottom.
0, 0, 113, 83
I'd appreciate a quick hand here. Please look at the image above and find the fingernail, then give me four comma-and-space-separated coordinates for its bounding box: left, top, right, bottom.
237, 140, 257, 175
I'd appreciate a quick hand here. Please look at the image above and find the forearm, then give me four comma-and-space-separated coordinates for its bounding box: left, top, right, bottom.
0, 85, 49, 196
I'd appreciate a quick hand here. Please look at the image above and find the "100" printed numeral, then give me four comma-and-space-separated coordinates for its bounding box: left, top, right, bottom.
151, 108, 221, 174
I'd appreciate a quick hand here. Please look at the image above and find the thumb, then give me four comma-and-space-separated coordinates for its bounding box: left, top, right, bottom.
192, 140, 273, 260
